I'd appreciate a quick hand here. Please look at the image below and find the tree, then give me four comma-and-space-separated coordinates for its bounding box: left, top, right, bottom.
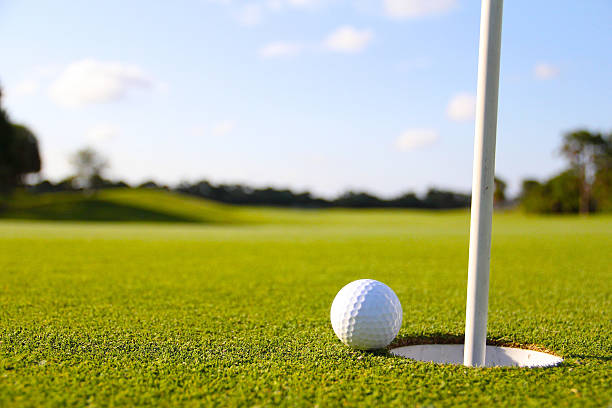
70, 148, 109, 191
422, 189, 470, 209
545, 170, 583, 213
333, 191, 386, 208
592, 133, 612, 211
0, 88, 42, 192
493, 176, 507, 206
0, 88, 13, 192
520, 179, 545, 213
389, 192, 421, 208
521, 129, 611, 214
520, 171, 582, 214
561, 130, 606, 214
10, 124, 41, 182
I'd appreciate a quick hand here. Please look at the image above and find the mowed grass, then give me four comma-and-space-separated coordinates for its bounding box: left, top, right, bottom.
0, 207, 610, 406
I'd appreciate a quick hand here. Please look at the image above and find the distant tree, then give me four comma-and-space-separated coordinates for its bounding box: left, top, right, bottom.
10, 124, 41, 183
0, 88, 14, 192
56, 177, 77, 191
520, 129, 612, 214
333, 191, 386, 208
520, 179, 544, 213
422, 189, 471, 209
70, 148, 109, 191
0, 88, 42, 192
520, 171, 582, 213
592, 133, 612, 211
138, 180, 161, 189
175, 181, 472, 209
545, 170, 583, 213
493, 176, 507, 205
560, 130, 606, 214
389, 192, 421, 208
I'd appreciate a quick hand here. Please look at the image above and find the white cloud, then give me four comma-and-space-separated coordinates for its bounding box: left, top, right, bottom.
236, 4, 264, 26
534, 63, 560, 80
395, 129, 439, 151
259, 41, 303, 58
212, 120, 235, 136
324, 26, 373, 53
384, 0, 458, 19
86, 123, 119, 143
48, 59, 154, 107
446, 92, 476, 122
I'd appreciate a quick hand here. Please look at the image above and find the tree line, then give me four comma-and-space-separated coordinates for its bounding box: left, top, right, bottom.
175, 182, 471, 209
27, 163, 472, 209
19, 148, 474, 209
1, 87, 610, 213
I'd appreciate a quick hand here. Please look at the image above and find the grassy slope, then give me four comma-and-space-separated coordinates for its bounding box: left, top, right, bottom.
0, 189, 244, 223
0, 211, 610, 407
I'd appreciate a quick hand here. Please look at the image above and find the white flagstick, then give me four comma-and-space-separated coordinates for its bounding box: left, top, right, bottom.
464, 0, 504, 367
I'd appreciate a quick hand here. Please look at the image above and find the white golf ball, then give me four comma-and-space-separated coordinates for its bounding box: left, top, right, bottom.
330, 279, 402, 350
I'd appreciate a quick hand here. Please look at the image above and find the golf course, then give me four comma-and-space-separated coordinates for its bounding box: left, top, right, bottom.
1, 190, 610, 407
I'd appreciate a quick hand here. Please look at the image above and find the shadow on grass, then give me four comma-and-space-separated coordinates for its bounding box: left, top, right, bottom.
389, 333, 465, 349
386, 333, 563, 357
0, 199, 202, 223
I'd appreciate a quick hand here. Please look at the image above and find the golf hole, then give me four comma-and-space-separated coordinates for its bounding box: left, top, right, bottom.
390, 344, 563, 368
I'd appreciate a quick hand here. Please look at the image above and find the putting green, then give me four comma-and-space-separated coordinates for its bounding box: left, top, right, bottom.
0, 210, 610, 406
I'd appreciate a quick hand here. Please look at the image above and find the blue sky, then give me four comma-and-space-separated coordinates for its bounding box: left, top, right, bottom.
1, 0, 611, 197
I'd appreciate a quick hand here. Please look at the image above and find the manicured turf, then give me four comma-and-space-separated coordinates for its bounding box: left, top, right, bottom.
0, 205, 610, 406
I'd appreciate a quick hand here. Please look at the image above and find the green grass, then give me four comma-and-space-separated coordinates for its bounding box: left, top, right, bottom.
0, 201, 610, 406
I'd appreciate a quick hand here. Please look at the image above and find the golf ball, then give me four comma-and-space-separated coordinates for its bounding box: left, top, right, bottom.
330, 279, 402, 350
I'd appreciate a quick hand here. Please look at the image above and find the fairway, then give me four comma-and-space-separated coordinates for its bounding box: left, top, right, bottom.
1, 211, 610, 407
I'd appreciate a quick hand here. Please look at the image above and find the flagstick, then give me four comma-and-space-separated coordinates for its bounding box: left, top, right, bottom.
464, 0, 504, 367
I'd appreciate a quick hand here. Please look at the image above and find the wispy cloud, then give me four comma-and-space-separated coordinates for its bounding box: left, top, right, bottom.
534, 62, 560, 80
49, 59, 155, 107
446, 92, 476, 122
212, 120, 235, 136
324, 26, 373, 54
228, 0, 324, 26
286, 0, 321, 7
395, 129, 439, 151
384, 0, 458, 19
270, 0, 323, 9
189, 125, 208, 137
236, 4, 264, 26
261, 26, 372, 58
6, 65, 58, 99
259, 41, 303, 58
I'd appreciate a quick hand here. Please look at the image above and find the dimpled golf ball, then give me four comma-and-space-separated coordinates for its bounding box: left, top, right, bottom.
330, 279, 402, 350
